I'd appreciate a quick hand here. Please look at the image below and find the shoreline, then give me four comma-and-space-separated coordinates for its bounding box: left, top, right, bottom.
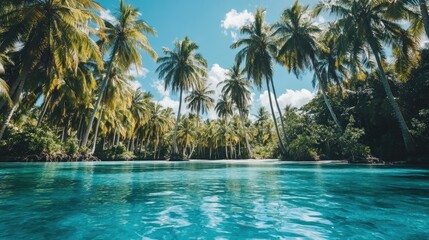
1, 157, 428, 166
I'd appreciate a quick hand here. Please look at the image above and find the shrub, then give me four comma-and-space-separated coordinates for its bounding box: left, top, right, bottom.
2, 125, 62, 157
287, 134, 319, 161
340, 116, 370, 162
95, 145, 135, 161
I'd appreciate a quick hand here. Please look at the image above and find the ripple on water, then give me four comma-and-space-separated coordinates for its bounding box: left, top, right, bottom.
0, 161, 428, 239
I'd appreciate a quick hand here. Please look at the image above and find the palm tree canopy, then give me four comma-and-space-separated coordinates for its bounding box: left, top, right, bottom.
272, 0, 321, 76
156, 36, 208, 93
185, 83, 215, 115
0, 0, 104, 75
221, 63, 252, 111
315, 0, 419, 71
215, 94, 233, 118
99, 0, 158, 72
231, 9, 277, 88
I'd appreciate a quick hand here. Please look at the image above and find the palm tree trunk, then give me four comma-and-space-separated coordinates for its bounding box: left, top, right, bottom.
239, 112, 254, 158
91, 106, 104, 154
312, 59, 343, 131
238, 142, 241, 158
37, 94, 51, 127
370, 43, 416, 154
420, 0, 429, 39
171, 87, 183, 158
266, 79, 287, 156
270, 78, 289, 143
81, 40, 119, 148
0, 77, 25, 140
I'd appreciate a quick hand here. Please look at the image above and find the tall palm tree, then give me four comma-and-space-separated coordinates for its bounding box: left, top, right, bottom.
0, 0, 103, 140
231, 9, 287, 155
316, 0, 418, 153
80, 0, 157, 147
185, 83, 215, 115
273, 1, 342, 131
215, 94, 233, 159
156, 37, 207, 159
221, 63, 254, 158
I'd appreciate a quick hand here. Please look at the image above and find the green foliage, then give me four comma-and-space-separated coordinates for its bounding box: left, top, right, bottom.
287, 135, 318, 161
339, 117, 370, 162
95, 145, 136, 161
64, 138, 79, 157
0, 125, 62, 157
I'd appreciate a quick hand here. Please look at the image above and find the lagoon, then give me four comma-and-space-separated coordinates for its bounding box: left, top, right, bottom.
0, 161, 428, 239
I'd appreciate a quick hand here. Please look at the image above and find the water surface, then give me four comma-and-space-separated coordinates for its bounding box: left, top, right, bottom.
0, 161, 428, 239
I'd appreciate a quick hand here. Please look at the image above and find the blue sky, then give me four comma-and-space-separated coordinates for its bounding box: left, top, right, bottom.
98, 0, 322, 118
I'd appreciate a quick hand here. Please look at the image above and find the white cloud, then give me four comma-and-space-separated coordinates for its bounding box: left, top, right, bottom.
158, 96, 180, 114
128, 80, 142, 91
128, 65, 149, 78
259, 89, 315, 114
206, 64, 229, 119
151, 80, 170, 97
100, 9, 116, 24
420, 36, 429, 48
221, 9, 254, 30
231, 31, 239, 42
315, 16, 326, 26
221, 9, 254, 42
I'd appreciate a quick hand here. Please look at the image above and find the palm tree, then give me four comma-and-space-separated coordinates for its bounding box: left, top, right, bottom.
316, 0, 418, 153
156, 37, 207, 160
215, 94, 233, 158
80, 0, 157, 148
273, 1, 342, 131
221, 63, 254, 158
0, 0, 103, 140
185, 83, 215, 115
231, 9, 287, 155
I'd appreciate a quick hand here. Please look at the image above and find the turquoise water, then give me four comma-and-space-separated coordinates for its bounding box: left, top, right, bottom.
0, 161, 428, 239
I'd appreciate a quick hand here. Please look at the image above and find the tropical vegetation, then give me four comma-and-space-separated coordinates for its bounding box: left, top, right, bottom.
0, 0, 428, 163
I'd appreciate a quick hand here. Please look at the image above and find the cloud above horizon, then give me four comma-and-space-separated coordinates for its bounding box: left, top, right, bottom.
221, 9, 254, 41
259, 89, 315, 114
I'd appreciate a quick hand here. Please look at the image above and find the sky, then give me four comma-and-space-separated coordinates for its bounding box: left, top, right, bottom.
98, 0, 324, 119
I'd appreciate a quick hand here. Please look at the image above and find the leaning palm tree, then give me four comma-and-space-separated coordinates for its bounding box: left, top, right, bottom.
316, 0, 418, 153
273, 1, 342, 131
156, 37, 207, 160
221, 63, 254, 158
231, 9, 287, 156
80, 0, 157, 147
185, 83, 215, 115
0, 0, 103, 140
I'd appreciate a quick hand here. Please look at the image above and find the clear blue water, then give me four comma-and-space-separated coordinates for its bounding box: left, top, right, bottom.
0, 161, 428, 239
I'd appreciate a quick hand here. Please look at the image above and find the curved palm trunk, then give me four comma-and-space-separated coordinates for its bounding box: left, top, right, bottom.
311, 59, 342, 131
320, 85, 342, 130
266, 79, 287, 156
420, 0, 429, 39
239, 112, 254, 158
0, 76, 25, 140
91, 105, 104, 154
370, 43, 416, 154
37, 94, 52, 127
81, 40, 119, 148
270, 78, 289, 143
171, 87, 183, 158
